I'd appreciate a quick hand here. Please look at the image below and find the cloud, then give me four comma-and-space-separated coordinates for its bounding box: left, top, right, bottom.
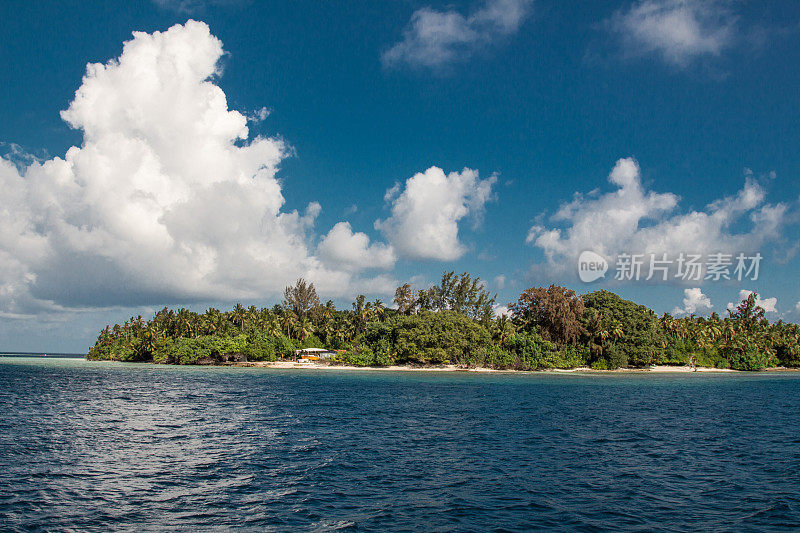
317, 222, 396, 271
727, 290, 778, 314
0, 21, 398, 317
0, 142, 45, 173
493, 304, 511, 318
672, 287, 712, 316
246, 106, 270, 122
376, 167, 496, 261
383, 0, 532, 70
604, 0, 737, 67
528, 158, 788, 282
152, 0, 243, 14
494, 274, 506, 289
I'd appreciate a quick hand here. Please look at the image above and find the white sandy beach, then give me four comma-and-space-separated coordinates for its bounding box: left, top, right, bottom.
226, 361, 788, 373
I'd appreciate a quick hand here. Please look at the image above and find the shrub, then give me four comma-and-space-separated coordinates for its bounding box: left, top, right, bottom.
152, 338, 177, 364
173, 338, 212, 365
273, 334, 294, 359
604, 345, 629, 369
660, 343, 690, 366
505, 330, 560, 370
775, 344, 800, 367
725, 348, 773, 371
338, 345, 392, 367
478, 344, 514, 369
694, 347, 728, 369
169, 335, 249, 365
244, 332, 277, 362
87, 338, 136, 362
392, 311, 491, 365
299, 335, 324, 349
556, 344, 590, 369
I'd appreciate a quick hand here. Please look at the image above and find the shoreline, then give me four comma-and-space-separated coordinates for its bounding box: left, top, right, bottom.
222, 361, 800, 373
6, 355, 799, 373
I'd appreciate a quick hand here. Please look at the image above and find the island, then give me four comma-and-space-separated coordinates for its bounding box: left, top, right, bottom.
87, 271, 800, 371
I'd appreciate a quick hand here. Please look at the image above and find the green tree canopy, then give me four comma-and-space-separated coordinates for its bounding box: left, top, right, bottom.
582, 290, 665, 367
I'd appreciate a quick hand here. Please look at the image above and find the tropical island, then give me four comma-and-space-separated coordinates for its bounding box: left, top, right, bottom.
87, 271, 800, 371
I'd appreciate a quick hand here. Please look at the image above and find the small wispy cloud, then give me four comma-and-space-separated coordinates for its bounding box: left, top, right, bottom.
152, 0, 244, 15
246, 106, 270, 122
603, 0, 737, 67
383, 0, 532, 70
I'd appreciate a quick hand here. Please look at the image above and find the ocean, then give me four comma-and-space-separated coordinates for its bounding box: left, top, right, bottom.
1, 356, 799, 531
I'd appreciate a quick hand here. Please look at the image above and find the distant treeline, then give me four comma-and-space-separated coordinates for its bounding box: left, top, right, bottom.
88, 272, 800, 371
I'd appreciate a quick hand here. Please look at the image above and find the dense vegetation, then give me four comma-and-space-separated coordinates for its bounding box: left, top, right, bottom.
88, 272, 800, 371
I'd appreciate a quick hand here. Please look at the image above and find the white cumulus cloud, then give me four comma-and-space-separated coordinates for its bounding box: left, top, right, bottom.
672, 287, 712, 316
317, 222, 396, 272
605, 0, 737, 66
376, 167, 496, 261
493, 304, 511, 318
727, 290, 778, 315
528, 157, 788, 282
0, 21, 397, 316
383, 0, 532, 69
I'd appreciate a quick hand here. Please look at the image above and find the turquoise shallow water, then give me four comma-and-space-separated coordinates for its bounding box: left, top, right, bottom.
1, 357, 799, 531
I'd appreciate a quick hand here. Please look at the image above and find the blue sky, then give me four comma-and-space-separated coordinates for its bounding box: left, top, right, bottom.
1, 0, 800, 352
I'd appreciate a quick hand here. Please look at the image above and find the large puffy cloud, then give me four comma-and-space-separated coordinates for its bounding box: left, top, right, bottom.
604, 0, 736, 67
0, 21, 394, 316
0, 158, 55, 317
317, 222, 396, 271
528, 158, 788, 281
382, 0, 532, 70
672, 287, 713, 316
376, 167, 496, 261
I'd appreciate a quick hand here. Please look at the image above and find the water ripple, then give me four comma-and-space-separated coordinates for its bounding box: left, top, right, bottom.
1, 358, 799, 531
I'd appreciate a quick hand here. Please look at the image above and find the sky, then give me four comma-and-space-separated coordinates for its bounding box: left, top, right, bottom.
2, 0, 800, 352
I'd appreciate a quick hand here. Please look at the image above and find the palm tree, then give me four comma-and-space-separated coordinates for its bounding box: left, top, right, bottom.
372, 299, 386, 322
298, 317, 313, 341
323, 317, 336, 344
267, 315, 282, 338
610, 321, 624, 344
142, 325, 159, 356
231, 303, 247, 332
493, 315, 515, 349
282, 311, 298, 339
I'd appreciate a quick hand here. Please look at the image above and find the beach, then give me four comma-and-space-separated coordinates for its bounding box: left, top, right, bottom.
224, 360, 794, 373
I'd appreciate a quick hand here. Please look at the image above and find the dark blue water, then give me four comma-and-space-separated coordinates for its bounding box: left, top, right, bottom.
1, 358, 799, 531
